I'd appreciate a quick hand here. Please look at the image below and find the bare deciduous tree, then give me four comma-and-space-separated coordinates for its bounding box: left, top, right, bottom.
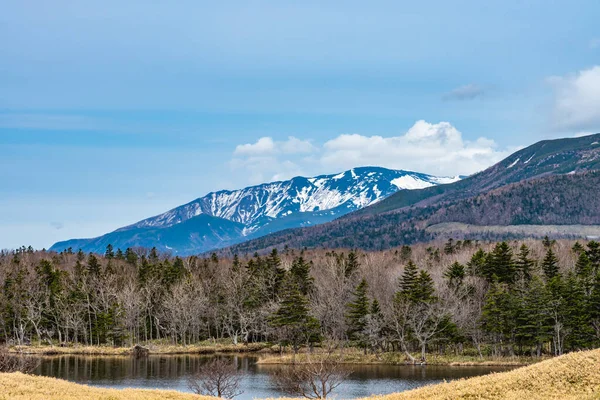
187, 358, 243, 399
270, 348, 350, 399
0, 347, 39, 373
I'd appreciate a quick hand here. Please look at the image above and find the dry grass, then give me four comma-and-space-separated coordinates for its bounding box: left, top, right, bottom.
257, 349, 538, 366
10, 342, 271, 356
365, 348, 600, 400
0, 372, 211, 400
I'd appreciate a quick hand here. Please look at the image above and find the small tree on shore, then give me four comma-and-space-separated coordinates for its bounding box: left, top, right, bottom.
0, 347, 39, 373
270, 346, 350, 399
187, 358, 243, 398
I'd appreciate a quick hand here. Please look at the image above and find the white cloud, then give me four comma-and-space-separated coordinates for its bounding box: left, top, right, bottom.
234, 137, 276, 156
321, 120, 509, 176
234, 136, 315, 156
442, 84, 486, 101
232, 121, 511, 182
548, 66, 600, 132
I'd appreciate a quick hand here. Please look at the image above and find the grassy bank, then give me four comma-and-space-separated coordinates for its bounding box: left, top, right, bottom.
0, 372, 210, 400
257, 348, 543, 366
2, 349, 599, 400
361, 348, 600, 400
10, 340, 272, 356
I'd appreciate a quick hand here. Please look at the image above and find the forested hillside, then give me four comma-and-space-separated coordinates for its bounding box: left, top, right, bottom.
226, 171, 600, 253
2, 239, 600, 361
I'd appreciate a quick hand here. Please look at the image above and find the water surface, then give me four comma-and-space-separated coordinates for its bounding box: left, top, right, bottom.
34, 354, 514, 399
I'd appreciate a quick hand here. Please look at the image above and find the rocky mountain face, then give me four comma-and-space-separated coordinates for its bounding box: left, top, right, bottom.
50, 167, 459, 255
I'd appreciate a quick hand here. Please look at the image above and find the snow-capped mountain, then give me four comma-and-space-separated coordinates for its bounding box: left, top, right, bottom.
50, 167, 460, 255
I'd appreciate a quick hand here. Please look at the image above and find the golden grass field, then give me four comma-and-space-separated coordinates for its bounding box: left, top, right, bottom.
1, 348, 599, 399
0, 372, 210, 400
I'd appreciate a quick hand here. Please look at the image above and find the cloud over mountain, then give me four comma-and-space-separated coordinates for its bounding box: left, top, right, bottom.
231, 121, 511, 183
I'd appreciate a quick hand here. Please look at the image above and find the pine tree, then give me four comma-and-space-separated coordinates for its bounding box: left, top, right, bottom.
87, 254, 101, 276
444, 238, 455, 255
105, 244, 114, 259
290, 256, 313, 295
586, 241, 600, 273
514, 277, 551, 357
412, 270, 436, 303
346, 279, 370, 343
575, 252, 592, 279
444, 262, 465, 288
270, 277, 320, 352
399, 245, 412, 262
486, 242, 515, 284
542, 248, 560, 280
572, 242, 585, 255
542, 236, 554, 248
267, 249, 286, 298
515, 244, 535, 281
399, 261, 419, 293
467, 248, 487, 277
125, 248, 138, 265
345, 251, 360, 278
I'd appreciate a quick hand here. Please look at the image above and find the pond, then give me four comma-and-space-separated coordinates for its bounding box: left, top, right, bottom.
34, 354, 514, 399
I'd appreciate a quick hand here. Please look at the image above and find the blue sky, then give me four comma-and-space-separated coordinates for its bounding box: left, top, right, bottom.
1, 0, 600, 249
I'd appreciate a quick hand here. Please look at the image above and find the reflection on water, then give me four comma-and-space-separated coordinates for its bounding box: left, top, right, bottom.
35, 354, 514, 399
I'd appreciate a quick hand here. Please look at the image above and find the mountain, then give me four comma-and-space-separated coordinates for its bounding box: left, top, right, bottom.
50, 167, 459, 255
224, 133, 600, 254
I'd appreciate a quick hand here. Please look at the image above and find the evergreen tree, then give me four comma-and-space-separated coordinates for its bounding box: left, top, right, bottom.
444, 262, 465, 288
444, 238, 455, 255
346, 279, 370, 343
514, 277, 551, 356
586, 241, 600, 273
412, 270, 436, 303
486, 242, 515, 284
575, 252, 592, 279
542, 248, 560, 280
270, 277, 320, 352
345, 251, 360, 278
105, 244, 114, 259
572, 242, 585, 255
542, 236, 554, 248
399, 261, 419, 293
467, 248, 487, 277
289, 256, 313, 295
125, 248, 138, 265
399, 245, 412, 262
87, 254, 101, 276
515, 244, 535, 281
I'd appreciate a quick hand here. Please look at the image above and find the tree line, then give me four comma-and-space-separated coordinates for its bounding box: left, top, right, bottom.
1, 238, 600, 361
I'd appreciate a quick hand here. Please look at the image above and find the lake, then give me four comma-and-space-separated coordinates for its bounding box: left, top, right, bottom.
34, 354, 514, 399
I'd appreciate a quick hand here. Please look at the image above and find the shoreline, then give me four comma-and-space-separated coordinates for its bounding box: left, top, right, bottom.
8, 342, 273, 356
9, 343, 544, 366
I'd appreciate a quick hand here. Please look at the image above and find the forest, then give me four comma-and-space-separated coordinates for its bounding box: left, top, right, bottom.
1, 238, 600, 362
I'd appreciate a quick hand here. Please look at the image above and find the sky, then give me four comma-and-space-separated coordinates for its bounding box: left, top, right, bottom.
1, 0, 600, 249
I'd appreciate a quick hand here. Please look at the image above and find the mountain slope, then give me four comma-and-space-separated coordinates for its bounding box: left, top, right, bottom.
50, 167, 458, 255
224, 133, 600, 254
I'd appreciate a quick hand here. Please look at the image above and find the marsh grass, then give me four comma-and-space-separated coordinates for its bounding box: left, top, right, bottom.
10, 340, 271, 356
257, 348, 541, 366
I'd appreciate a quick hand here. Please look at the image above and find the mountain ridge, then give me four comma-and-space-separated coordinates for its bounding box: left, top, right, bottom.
50, 166, 458, 255
223, 133, 600, 254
